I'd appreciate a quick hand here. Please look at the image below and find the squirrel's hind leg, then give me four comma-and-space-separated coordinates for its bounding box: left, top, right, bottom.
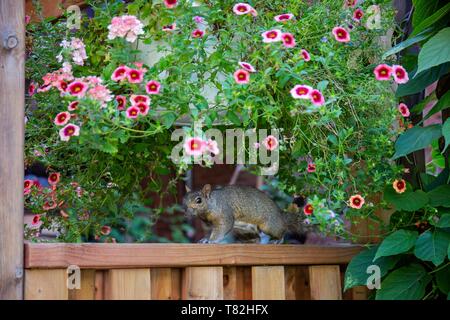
207, 217, 234, 243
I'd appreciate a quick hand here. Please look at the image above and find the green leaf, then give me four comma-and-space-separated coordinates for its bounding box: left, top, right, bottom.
443, 118, 450, 152
437, 214, 450, 228
411, 3, 450, 37
161, 112, 177, 128
414, 229, 450, 266
382, 28, 432, 60
344, 246, 399, 291
226, 110, 241, 126
416, 28, 450, 76
423, 91, 450, 120
396, 62, 450, 97
374, 230, 418, 261
428, 185, 450, 208
412, 0, 439, 29
393, 125, 442, 159
436, 265, 450, 294
375, 264, 431, 300
384, 187, 429, 211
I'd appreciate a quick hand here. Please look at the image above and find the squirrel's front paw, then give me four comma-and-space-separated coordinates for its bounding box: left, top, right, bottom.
198, 238, 210, 244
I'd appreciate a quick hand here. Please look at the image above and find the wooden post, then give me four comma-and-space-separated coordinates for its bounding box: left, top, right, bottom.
0, 0, 25, 300
309, 266, 342, 300
252, 266, 286, 300
182, 267, 223, 300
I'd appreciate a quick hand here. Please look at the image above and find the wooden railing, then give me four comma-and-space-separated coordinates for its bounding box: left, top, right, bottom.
24, 243, 366, 300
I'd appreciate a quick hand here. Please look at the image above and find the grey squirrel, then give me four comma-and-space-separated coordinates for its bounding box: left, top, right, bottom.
183, 184, 306, 243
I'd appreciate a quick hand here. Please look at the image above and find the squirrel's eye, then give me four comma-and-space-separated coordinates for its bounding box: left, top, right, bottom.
195, 197, 202, 204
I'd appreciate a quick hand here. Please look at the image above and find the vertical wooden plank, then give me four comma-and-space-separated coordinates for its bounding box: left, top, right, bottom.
0, 0, 25, 300
25, 269, 68, 300
223, 267, 247, 300
351, 286, 369, 300
94, 270, 105, 300
285, 266, 311, 300
252, 266, 285, 300
151, 268, 181, 300
309, 265, 342, 300
106, 269, 151, 300
243, 267, 252, 300
182, 267, 223, 300
69, 269, 95, 300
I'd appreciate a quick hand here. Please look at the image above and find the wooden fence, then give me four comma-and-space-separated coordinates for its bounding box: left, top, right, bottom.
24, 243, 366, 300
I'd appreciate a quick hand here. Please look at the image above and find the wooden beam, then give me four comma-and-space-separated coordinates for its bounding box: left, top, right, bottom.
24, 243, 363, 269
0, 0, 25, 300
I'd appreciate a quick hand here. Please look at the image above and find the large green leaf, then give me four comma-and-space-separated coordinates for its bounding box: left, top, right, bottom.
412, 0, 439, 29
396, 62, 450, 97
374, 230, 418, 261
416, 28, 450, 76
436, 214, 450, 228
384, 186, 429, 211
375, 264, 431, 300
436, 265, 450, 295
382, 28, 432, 60
428, 185, 450, 208
423, 91, 450, 121
393, 125, 442, 159
344, 246, 399, 291
443, 118, 450, 152
411, 3, 450, 37
414, 229, 450, 266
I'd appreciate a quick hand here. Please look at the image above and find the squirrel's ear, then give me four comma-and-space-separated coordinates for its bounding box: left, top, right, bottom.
185, 185, 191, 193
202, 184, 212, 198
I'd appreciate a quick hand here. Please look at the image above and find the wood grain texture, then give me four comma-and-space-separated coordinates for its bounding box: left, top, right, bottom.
252, 266, 285, 300
25, 0, 85, 21
309, 265, 342, 300
25, 243, 363, 268
0, 0, 25, 300
182, 267, 223, 300
25, 269, 68, 300
68, 269, 95, 300
94, 270, 105, 300
223, 267, 249, 299
151, 268, 181, 300
285, 266, 311, 300
105, 269, 151, 300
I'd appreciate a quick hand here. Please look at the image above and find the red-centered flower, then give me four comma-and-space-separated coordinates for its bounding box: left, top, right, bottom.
398, 103, 410, 117
345, 0, 357, 8
300, 49, 311, 61
233, 3, 251, 15
164, 0, 178, 8
146, 80, 161, 94
67, 81, 88, 97
48, 172, 60, 186
24, 179, 34, 189
303, 204, 313, 215
310, 89, 325, 106
192, 29, 205, 38
31, 215, 41, 226
59, 123, 80, 142
126, 106, 140, 119
111, 65, 129, 81
393, 179, 407, 194
374, 64, 393, 81
290, 85, 313, 99
263, 135, 279, 151
392, 65, 409, 84
349, 194, 365, 209
68, 101, 79, 111
56, 80, 68, 93
307, 163, 316, 173
332, 27, 350, 43
353, 8, 364, 21
162, 23, 177, 31
115, 95, 126, 111
135, 102, 150, 116
43, 200, 57, 211
54, 111, 71, 126
28, 82, 36, 96
233, 69, 250, 84
238, 61, 256, 73
184, 137, 206, 156
130, 94, 151, 105
126, 68, 144, 84
281, 32, 296, 48
274, 13, 294, 22
262, 29, 282, 43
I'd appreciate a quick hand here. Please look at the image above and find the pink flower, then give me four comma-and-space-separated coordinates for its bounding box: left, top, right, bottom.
115, 95, 127, 111
281, 32, 296, 48
307, 163, 316, 173
59, 124, 80, 142
238, 61, 256, 73
101, 225, 112, 236
24, 188, 31, 195
48, 172, 60, 186
332, 27, 351, 43
310, 89, 325, 106
353, 8, 364, 21
234, 69, 250, 84
68, 101, 79, 111
111, 65, 129, 81
193, 16, 204, 24
126, 68, 144, 84
393, 65, 409, 84
253, 142, 260, 149
88, 85, 112, 106
146, 80, 161, 94
135, 102, 150, 116
107, 15, 144, 43
192, 29, 205, 38
349, 194, 365, 209
28, 82, 36, 96
263, 135, 278, 151
130, 95, 151, 105
67, 81, 88, 97
55, 80, 68, 94
31, 215, 41, 226
162, 23, 177, 31
300, 49, 311, 61
69, 38, 87, 66
290, 85, 313, 99
303, 204, 313, 215
24, 179, 34, 189
374, 64, 393, 81
184, 137, 205, 156
274, 13, 294, 22
126, 106, 140, 119
205, 139, 220, 155
262, 29, 282, 43
164, 0, 178, 8
398, 103, 410, 117
345, 0, 358, 8
233, 3, 252, 15
25, 15, 31, 25
43, 200, 57, 211
54, 111, 71, 126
